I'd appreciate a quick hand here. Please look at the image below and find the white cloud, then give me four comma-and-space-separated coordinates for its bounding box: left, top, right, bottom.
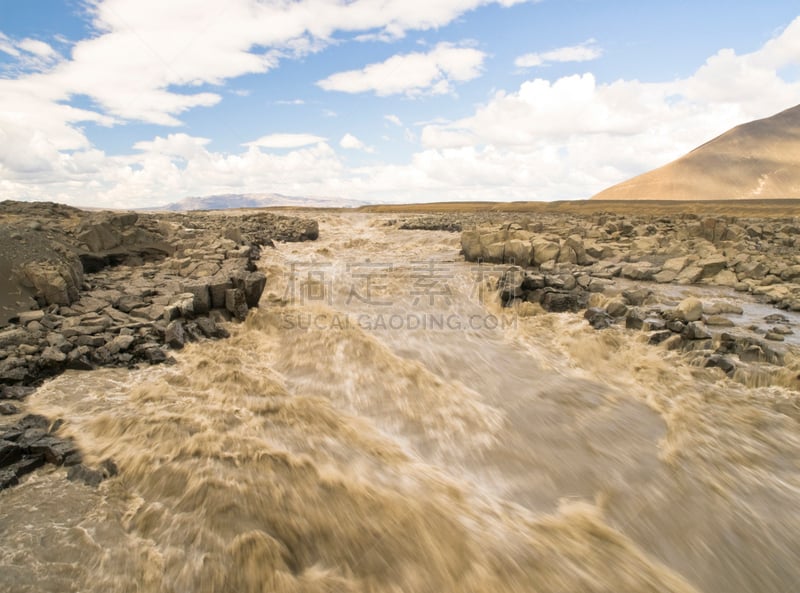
340, 133, 364, 149
244, 133, 327, 149
515, 39, 602, 68
2, 5, 800, 206
413, 18, 800, 199
0, 0, 525, 172
0, 34, 62, 72
317, 42, 486, 96
133, 133, 211, 158
0, 33, 20, 57
384, 114, 402, 126
339, 133, 374, 152
17, 38, 58, 58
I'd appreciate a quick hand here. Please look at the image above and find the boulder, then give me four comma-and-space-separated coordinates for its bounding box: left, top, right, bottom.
0, 402, 19, 415
243, 272, 267, 308
704, 302, 743, 315
165, 320, 185, 349
117, 294, 147, 314
698, 256, 727, 278
540, 290, 582, 313
19, 261, 82, 306
106, 335, 135, 355
521, 274, 546, 291
66, 464, 104, 487
0, 440, 22, 467
41, 346, 67, 364
710, 270, 738, 287
77, 222, 121, 252
0, 328, 35, 349
681, 322, 711, 340
195, 317, 229, 339
705, 315, 735, 327
676, 265, 703, 284
705, 355, 736, 375
460, 231, 482, 261
182, 282, 211, 314
605, 299, 628, 318
483, 242, 506, 264
621, 263, 659, 281
0, 385, 34, 401
170, 293, 195, 317
675, 297, 704, 322
29, 436, 79, 465
648, 331, 674, 345
207, 275, 233, 309
663, 256, 689, 273
584, 308, 613, 330
653, 270, 677, 283
17, 310, 44, 324
225, 289, 249, 321
557, 245, 577, 265
532, 238, 560, 266
504, 240, 532, 266
621, 288, 652, 307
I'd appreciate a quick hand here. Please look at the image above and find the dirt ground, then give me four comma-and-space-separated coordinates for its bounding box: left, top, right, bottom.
357, 199, 800, 217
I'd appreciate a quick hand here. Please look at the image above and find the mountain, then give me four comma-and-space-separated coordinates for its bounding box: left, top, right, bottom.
591, 104, 800, 200
151, 193, 368, 211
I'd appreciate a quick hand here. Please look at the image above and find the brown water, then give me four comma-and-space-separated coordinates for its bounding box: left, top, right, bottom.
1, 213, 799, 593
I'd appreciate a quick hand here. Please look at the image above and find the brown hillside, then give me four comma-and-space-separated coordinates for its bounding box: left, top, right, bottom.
592, 104, 800, 200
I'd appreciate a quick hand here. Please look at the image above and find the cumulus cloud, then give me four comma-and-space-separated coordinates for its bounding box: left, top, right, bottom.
133, 133, 211, 158
2, 5, 800, 206
4, 0, 526, 125
339, 133, 375, 152
340, 133, 364, 149
415, 18, 800, 199
0, 0, 524, 179
243, 133, 327, 149
515, 39, 602, 68
316, 42, 486, 96
384, 114, 403, 126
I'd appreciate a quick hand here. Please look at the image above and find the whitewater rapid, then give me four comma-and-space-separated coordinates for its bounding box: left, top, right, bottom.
1, 213, 798, 593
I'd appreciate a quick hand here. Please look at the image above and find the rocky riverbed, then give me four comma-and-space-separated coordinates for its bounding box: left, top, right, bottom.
447, 210, 800, 393
0, 200, 318, 489
2, 208, 800, 593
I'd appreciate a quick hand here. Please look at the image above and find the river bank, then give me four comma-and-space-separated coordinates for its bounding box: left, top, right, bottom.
0, 200, 319, 488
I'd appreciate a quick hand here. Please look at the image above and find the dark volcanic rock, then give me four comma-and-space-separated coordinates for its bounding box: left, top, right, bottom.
1, 386, 34, 402
67, 457, 119, 487
67, 464, 104, 487
0, 439, 22, 467
225, 288, 249, 321
540, 290, 582, 313
0, 402, 19, 415
584, 307, 614, 330
165, 320, 185, 349
0, 412, 84, 490
705, 354, 737, 376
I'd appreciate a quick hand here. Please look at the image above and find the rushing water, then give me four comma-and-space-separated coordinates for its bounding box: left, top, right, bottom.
1, 213, 799, 593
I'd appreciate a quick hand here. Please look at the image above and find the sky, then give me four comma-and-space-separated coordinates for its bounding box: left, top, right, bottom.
0, 0, 799, 208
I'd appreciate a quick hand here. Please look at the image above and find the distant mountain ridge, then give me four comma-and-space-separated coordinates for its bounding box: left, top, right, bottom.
151, 193, 368, 211
592, 104, 800, 200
